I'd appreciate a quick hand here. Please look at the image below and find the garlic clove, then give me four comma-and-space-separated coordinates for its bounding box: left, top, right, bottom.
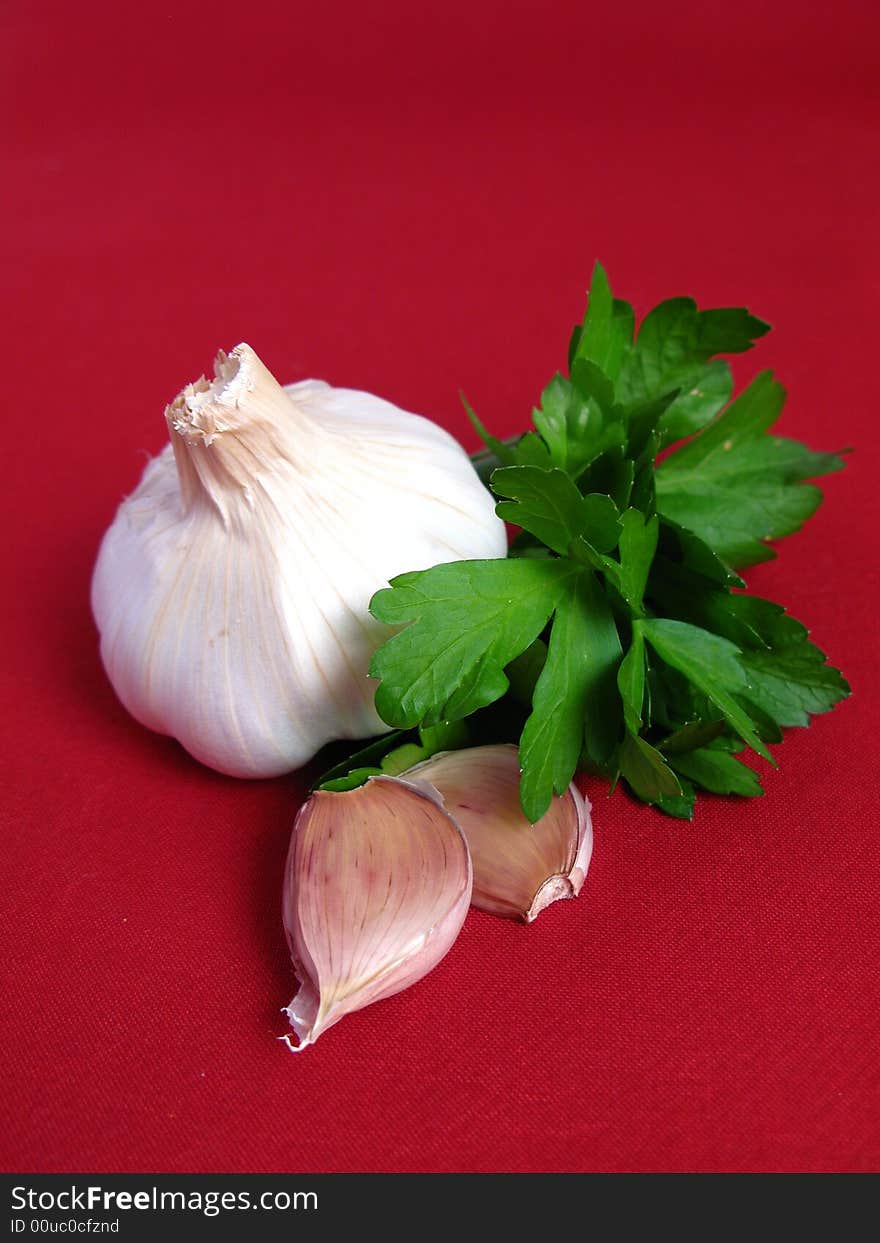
406, 744, 592, 922
92, 345, 506, 777
282, 775, 472, 1050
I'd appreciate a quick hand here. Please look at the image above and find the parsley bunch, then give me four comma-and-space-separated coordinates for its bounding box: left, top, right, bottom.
331, 266, 849, 820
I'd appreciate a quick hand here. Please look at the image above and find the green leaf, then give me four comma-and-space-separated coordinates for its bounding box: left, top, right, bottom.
532, 375, 588, 472
370, 558, 580, 728
505, 639, 548, 704
658, 359, 733, 444
574, 262, 613, 368
519, 571, 622, 821
511, 431, 553, 467
578, 447, 635, 511
619, 732, 682, 803
617, 296, 768, 414
507, 529, 552, 559
532, 375, 597, 477
319, 767, 383, 792
647, 659, 712, 731
703, 735, 746, 753
645, 576, 849, 732
492, 466, 621, 555
418, 719, 470, 753
569, 357, 617, 413
735, 694, 784, 744
380, 743, 429, 775
659, 718, 727, 755
314, 729, 409, 788
569, 263, 634, 380
726, 594, 809, 649
626, 392, 679, 458
657, 777, 696, 820
630, 431, 659, 513
664, 367, 784, 452
315, 719, 471, 791
657, 518, 743, 587
532, 368, 625, 479
739, 644, 850, 728
637, 618, 773, 762
579, 496, 623, 553
616, 509, 659, 611
492, 466, 584, 556
617, 628, 646, 734
647, 558, 760, 651
669, 748, 763, 797
692, 307, 771, 354
354, 266, 848, 827
656, 372, 845, 566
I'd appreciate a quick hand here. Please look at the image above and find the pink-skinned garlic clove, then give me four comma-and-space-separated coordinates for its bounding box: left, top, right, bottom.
406, 744, 592, 922
281, 775, 472, 1050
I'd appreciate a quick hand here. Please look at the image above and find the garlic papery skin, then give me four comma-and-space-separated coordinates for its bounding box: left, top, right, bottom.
281, 775, 472, 1050
91, 344, 506, 777
406, 744, 593, 922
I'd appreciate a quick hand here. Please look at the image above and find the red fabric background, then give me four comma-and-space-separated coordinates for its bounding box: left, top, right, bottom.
2, 0, 878, 1174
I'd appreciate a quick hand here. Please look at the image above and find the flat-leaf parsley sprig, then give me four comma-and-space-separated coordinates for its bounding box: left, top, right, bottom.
362, 265, 849, 821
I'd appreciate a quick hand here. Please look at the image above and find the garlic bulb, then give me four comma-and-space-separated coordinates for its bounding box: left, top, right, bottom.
91, 345, 506, 776
407, 744, 592, 921
282, 775, 472, 1049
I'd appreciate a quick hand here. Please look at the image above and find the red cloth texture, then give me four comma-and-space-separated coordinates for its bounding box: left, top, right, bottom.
2, 0, 878, 1173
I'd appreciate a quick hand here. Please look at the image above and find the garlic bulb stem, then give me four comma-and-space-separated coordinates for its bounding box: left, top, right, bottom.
166, 347, 317, 522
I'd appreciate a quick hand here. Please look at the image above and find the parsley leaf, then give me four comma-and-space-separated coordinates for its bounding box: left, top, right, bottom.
492, 466, 621, 556
659, 358, 733, 444
519, 570, 621, 821
531, 373, 624, 478
656, 371, 845, 566
364, 265, 848, 820
619, 732, 682, 803
739, 643, 850, 728
657, 778, 697, 820
637, 618, 773, 763
659, 719, 727, 755
668, 746, 763, 797
568, 262, 634, 380
617, 626, 646, 734
369, 559, 579, 728
616, 295, 768, 446
615, 510, 658, 612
